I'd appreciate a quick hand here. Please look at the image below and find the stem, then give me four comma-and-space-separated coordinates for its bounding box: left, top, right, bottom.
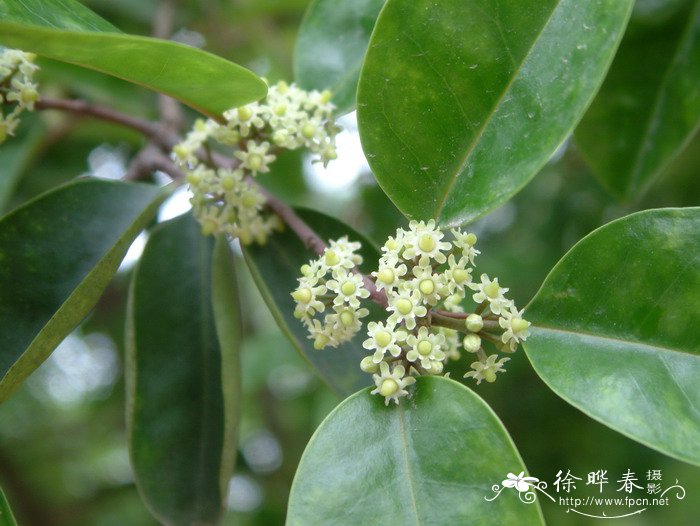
36, 98, 174, 147
431, 312, 465, 332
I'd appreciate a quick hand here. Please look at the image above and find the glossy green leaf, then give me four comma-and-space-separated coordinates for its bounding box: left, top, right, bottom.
357, 0, 634, 226
0, 178, 166, 403
0, 0, 267, 118
294, 0, 385, 115
127, 215, 241, 526
0, 0, 116, 31
288, 376, 544, 525
243, 208, 381, 397
0, 487, 17, 526
575, 0, 700, 202
524, 208, 700, 466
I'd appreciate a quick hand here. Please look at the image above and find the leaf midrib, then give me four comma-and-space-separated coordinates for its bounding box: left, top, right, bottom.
531, 324, 699, 358
397, 405, 421, 525
433, 0, 562, 218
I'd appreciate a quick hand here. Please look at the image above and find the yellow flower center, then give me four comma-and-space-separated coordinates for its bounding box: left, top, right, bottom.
375, 330, 392, 348
237, 106, 253, 121
325, 250, 340, 266
511, 318, 530, 333
379, 378, 399, 397
419, 279, 435, 295
418, 234, 436, 252
377, 268, 395, 284
302, 123, 317, 139
396, 298, 413, 315
452, 269, 469, 284
247, 153, 263, 170
341, 280, 356, 296
417, 340, 433, 356
484, 281, 500, 298
340, 309, 355, 327
314, 334, 329, 350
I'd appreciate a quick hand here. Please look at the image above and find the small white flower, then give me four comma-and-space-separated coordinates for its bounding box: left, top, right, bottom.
402, 220, 451, 266
372, 260, 408, 294
499, 306, 531, 351
370, 362, 415, 405
464, 355, 510, 385
234, 140, 276, 175
411, 265, 446, 306
405, 327, 446, 371
363, 321, 406, 363
451, 228, 480, 265
387, 287, 427, 330
469, 273, 512, 315
291, 282, 327, 319
444, 254, 473, 295
327, 270, 369, 309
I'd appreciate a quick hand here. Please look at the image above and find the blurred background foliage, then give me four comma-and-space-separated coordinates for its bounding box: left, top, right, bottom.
0, 0, 698, 524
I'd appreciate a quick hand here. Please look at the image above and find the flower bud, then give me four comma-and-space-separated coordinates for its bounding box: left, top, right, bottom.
291, 288, 312, 304
465, 313, 483, 332
237, 106, 253, 121
463, 333, 481, 353
360, 356, 379, 373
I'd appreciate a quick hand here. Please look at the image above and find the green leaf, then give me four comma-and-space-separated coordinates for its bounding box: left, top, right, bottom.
357, 0, 634, 226
0, 115, 45, 212
243, 208, 381, 397
0, 0, 117, 31
0, 486, 17, 526
287, 376, 544, 525
523, 207, 700, 466
294, 0, 385, 115
0, 0, 267, 119
575, 0, 700, 202
127, 215, 241, 526
0, 178, 166, 403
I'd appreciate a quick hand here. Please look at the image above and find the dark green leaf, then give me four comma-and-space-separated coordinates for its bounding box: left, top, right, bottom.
524, 208, 700, 466
0, 115, 45, 212
127, 215, 241, 526
0, 0, 267, 118
288, 376, 544, 525
0, 486, 17, 526
357, 0, 634, 225
294, 0, 385, 115
0, 178, 166, 403
575, 0, 700, 201
243, 208, 380, 397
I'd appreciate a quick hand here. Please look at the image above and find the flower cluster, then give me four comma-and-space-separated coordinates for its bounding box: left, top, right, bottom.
291, 237, 370, 349
172, 80, 340, 244
0, 48, 39, 144
292, 220, 530, 406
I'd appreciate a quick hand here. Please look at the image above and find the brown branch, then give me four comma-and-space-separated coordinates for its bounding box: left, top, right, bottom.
35, 98, 171, 144
33, 96, 385, 310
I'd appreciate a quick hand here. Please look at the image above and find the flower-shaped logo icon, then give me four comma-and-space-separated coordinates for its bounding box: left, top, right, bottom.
502, 472, 539, 493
